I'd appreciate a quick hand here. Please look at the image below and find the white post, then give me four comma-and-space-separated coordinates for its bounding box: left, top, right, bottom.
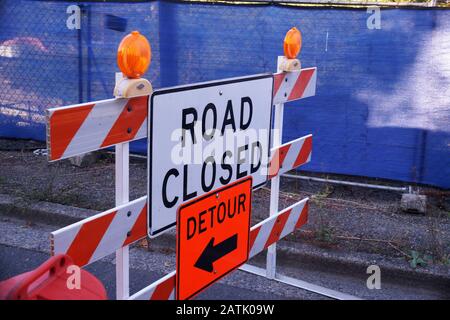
115, 72, 130, 300
266, 56, 286, 279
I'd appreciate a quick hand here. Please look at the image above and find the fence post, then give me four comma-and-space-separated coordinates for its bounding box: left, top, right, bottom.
115, 72, 130, 300
266, 56, 286, 279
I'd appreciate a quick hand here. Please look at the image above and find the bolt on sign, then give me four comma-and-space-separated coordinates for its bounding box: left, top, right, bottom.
176, 177, 252, 300
148, 75, 273, 237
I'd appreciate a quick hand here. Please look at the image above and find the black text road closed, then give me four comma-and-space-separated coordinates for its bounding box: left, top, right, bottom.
176, 177, 252, 300
148, 74, 272, 236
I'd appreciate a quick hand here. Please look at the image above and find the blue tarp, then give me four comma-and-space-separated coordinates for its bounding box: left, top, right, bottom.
0, 1, 449, 188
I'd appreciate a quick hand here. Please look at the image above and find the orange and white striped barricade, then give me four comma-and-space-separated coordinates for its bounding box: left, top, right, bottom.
272, 67, 317, 105
47, 29, 321, 300
46, 96, 149, 161
51, 196, 147, 267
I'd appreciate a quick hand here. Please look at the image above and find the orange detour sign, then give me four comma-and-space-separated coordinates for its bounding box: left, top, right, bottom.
176, 177, 252, 300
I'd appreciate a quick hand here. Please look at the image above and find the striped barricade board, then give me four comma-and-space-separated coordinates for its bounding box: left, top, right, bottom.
47, 96, 148, 161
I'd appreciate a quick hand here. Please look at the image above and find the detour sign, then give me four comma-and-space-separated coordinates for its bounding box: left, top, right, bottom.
176, 177, 252, 300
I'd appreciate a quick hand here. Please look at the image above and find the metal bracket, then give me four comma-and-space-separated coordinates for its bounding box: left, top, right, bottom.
239, 263, 362, 300
279, 58, 302, 72
114, 76, 153, 98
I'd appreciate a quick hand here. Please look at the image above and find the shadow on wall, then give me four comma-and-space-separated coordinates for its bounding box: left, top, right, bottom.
354, 11, 450, 187
276, 8, 450, 188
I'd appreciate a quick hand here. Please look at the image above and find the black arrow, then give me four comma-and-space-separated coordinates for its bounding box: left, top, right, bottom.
194, 234, 238, 273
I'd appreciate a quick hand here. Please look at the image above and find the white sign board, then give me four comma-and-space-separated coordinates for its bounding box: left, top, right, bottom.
148, 74, 273, 237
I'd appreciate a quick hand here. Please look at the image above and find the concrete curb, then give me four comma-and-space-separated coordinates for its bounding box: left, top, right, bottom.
1, 193, 449, 287
0, 193, 96, 226
275, 241, 450, 286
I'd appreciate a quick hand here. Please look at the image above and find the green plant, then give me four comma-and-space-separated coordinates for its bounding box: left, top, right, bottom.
315, 226, 335, 244
439, 253, 450, 266
409, 250, 432, 269
311, 183, 333, 208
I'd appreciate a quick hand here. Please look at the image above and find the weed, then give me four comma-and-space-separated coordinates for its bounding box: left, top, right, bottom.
426, 211, 450, 265
438, 253, 450, 266
409, 250, 432, 269
315, 225, 336, 244
311, 183, 334, 208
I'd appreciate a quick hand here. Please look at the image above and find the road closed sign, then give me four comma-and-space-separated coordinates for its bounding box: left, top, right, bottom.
176, 177, 252, 300
148, 74, 273, 236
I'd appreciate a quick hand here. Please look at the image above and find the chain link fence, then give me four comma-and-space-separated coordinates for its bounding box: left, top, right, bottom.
0, 0, 160, 143
0, 1, 76, 133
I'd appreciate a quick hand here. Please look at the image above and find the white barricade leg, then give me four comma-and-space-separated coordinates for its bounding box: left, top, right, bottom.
267, 56, 286, 279
115, 73, 130, 300
116, 142, 130, 299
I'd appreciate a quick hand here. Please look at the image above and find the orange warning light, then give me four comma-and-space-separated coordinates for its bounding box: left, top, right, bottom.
283, 27, 302, 59
117, 31, 151, 79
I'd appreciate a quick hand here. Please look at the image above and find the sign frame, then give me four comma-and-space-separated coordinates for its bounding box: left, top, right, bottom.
175, 177, 252, 300
148, 74, 273, 237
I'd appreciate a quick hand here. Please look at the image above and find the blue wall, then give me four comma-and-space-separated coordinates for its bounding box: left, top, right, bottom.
0, 1, 449, 188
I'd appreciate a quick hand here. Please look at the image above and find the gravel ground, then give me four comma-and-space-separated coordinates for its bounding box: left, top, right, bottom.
0, 138, 449, 274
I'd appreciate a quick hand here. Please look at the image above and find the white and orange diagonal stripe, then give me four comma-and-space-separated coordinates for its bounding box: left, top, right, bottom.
249, 198, 308, 259
46, 96, 148, 161
129, 198, 309, 300
268, 134, 312, 179
130, 272, 176, 300
51, 196, 147, 267
272, 68, 317, 105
